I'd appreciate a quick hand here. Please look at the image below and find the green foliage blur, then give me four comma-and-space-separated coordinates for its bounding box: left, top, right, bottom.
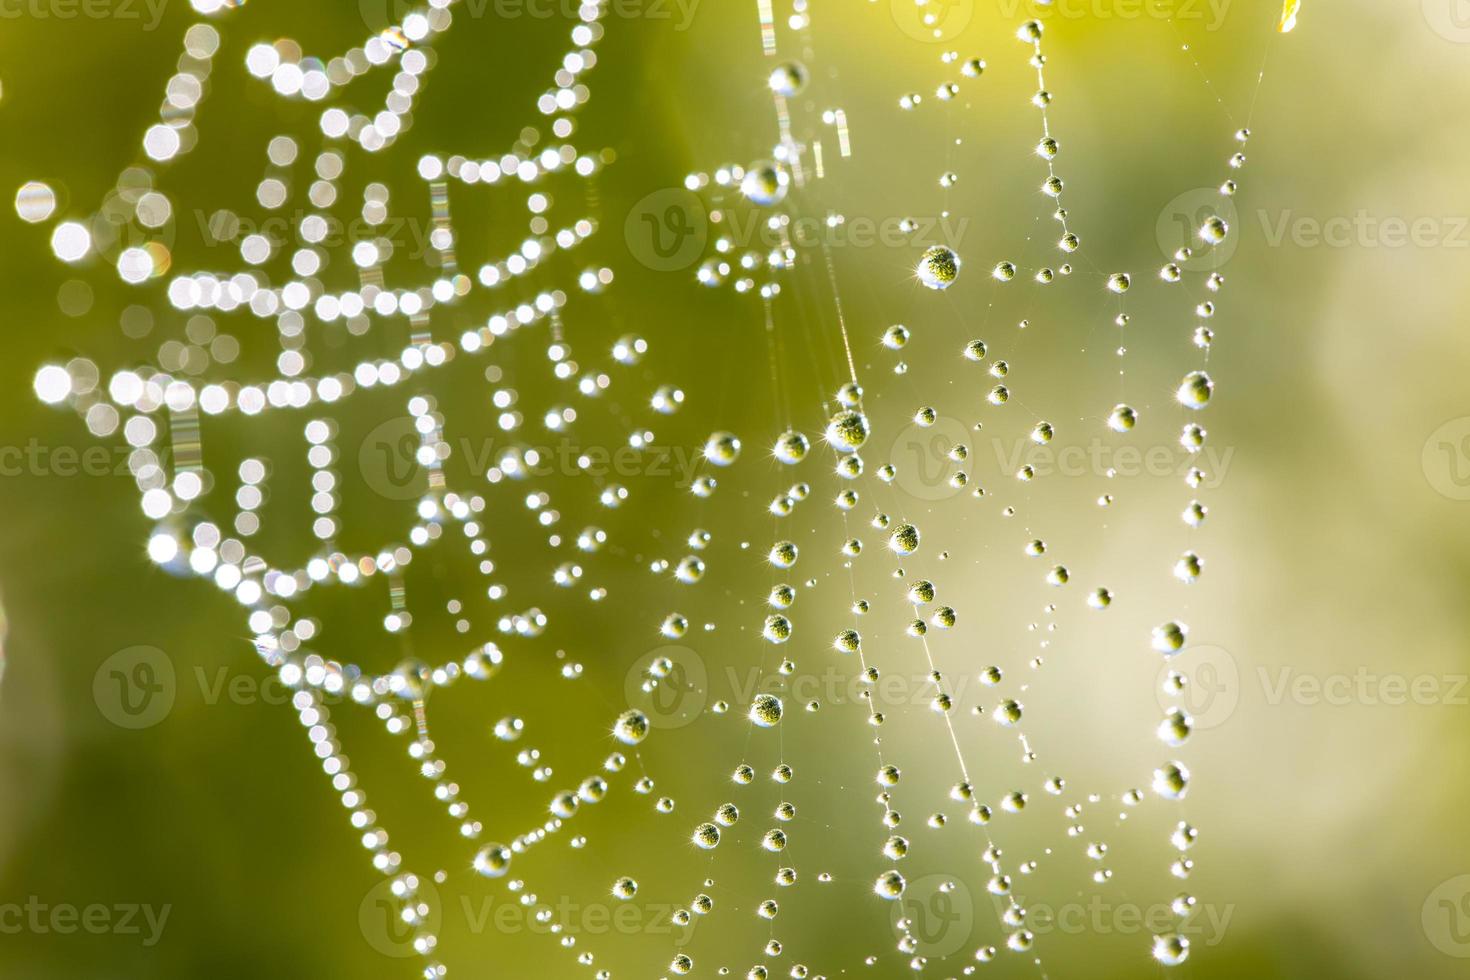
2, 1, 1469, 978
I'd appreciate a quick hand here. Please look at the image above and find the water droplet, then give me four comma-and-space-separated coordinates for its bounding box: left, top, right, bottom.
769, 540, 798, 568
473, 844, 513, 878
825, 410, 870, 450
1152, 933, 1190, 966
1158, 708, 1193, 746
15, 181, 56, 224
613, 709, 650, 745
1176, 371, 1214, 409
993, 699, 1023, 726
767, 61, 807, 97
1152, 761, 1191, 800
741, 161, 790, 206
774, 430, 810, 464
874, 870, 907, 899
917, 245, 960, 290
749, 693, 784, 727
704, 431, 742, 466
1151, 621, 1188, 654
1199, 214, 1228, 245
1108, 404, 1138, 432
889, 523, 920, 556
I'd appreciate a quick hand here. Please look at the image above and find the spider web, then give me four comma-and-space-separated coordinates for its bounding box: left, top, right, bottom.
27, 0, 1290, 976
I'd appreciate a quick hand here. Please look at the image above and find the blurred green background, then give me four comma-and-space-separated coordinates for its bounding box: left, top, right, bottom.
2, 0, 1470, 977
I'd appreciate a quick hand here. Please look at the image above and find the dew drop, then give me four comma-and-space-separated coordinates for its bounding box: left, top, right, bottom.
749, 693, 784, 728
874, 870, 907, 899
1152, 761, 1191, 800
473, 844, 513, 878
767, 61, 807, 97
1176, 371, 1214, 410
704, 431, 742, 466
917, 245, 960, 290
1152, 934, 1190, 966
1199, 214, 1228, 245
741, 161, 790, 206
612, 709, 650, 746
1107, 404, 1138, 432
889, 523, 920, 557
1151, 621, 1189, 655
763, 615, 793, 644
825, 410, 870, 451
